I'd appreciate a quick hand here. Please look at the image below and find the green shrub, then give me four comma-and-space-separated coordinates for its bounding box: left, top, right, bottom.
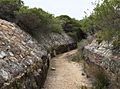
16, 7, 63, 34
0, 0, 63, 39
93, 71, 109, 89
57, 15, 86, 42
71, 53, 82, 62
71, 40, 89, 62
0, 0, 23, 21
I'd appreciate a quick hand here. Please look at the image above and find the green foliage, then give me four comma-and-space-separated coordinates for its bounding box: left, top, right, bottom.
71, 53, 82, 62
94, 0, 120, 48
96, 29, 114, 44
80, 0, 120, 49
71, 40, 89, 62
0, 0, 63, 42
80, 15, 95, 35
93, 0, 120, 30
67, 32, 78, 41
16, 7, 63, 34
0, 0, 66, 36
57, 15, 86, 42
93, 71, 109, 89
0, 0, 23, 21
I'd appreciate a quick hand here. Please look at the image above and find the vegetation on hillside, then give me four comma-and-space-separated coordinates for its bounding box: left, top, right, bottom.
80, 0, 120, 52
0, 0, 85, 42
0, 0, 63, 34
0, 0, 23, 21
1, 0, 119, 49
16, 7, 63, 35
77, 0, 119, 88
57, 15, 86, 42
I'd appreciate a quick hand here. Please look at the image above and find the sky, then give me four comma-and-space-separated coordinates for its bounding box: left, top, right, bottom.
23, 0, 99, 20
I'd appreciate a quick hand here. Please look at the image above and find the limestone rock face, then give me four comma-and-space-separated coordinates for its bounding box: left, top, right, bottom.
85, 40, 113, 57
37, 32, 76, 56
0, 19, 48, 89
84, 40, 120, 88
35, 32, 75, 53
0, 19, 76, 89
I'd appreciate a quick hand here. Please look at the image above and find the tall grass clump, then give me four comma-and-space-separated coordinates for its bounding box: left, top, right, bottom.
92, 71, 109, 89
71, 40, 89, 62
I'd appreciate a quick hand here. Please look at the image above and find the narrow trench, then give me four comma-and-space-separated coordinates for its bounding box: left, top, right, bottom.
42, 49, 92, 89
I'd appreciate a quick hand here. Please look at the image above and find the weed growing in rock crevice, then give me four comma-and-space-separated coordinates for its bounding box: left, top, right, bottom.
92, 71, 109, 89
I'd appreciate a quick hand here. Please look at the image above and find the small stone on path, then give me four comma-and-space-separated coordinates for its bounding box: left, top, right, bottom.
51, 67, 56, 71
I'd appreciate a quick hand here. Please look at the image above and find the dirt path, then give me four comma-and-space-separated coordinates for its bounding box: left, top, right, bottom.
42, 49, 92, 89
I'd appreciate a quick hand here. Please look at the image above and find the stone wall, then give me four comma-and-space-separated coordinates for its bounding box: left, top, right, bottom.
0, 19, 76, 89
83, 40, 120, 89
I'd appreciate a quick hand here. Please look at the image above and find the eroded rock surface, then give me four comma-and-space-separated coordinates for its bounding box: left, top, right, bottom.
0, 19, 76, 89
84, 40, 120, 89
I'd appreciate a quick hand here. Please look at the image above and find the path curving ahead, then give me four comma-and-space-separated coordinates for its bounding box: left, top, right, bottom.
42, 49, 92, 89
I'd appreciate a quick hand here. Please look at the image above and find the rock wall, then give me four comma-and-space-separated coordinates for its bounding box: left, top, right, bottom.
83, 40, 120, 89
0, 19, 76, 89
35, 32, 77, 56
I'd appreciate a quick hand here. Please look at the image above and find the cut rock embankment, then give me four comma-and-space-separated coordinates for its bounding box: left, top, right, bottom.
43, 49, 92, 89
0, 19, 76, 89
84, 40, 120, 89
